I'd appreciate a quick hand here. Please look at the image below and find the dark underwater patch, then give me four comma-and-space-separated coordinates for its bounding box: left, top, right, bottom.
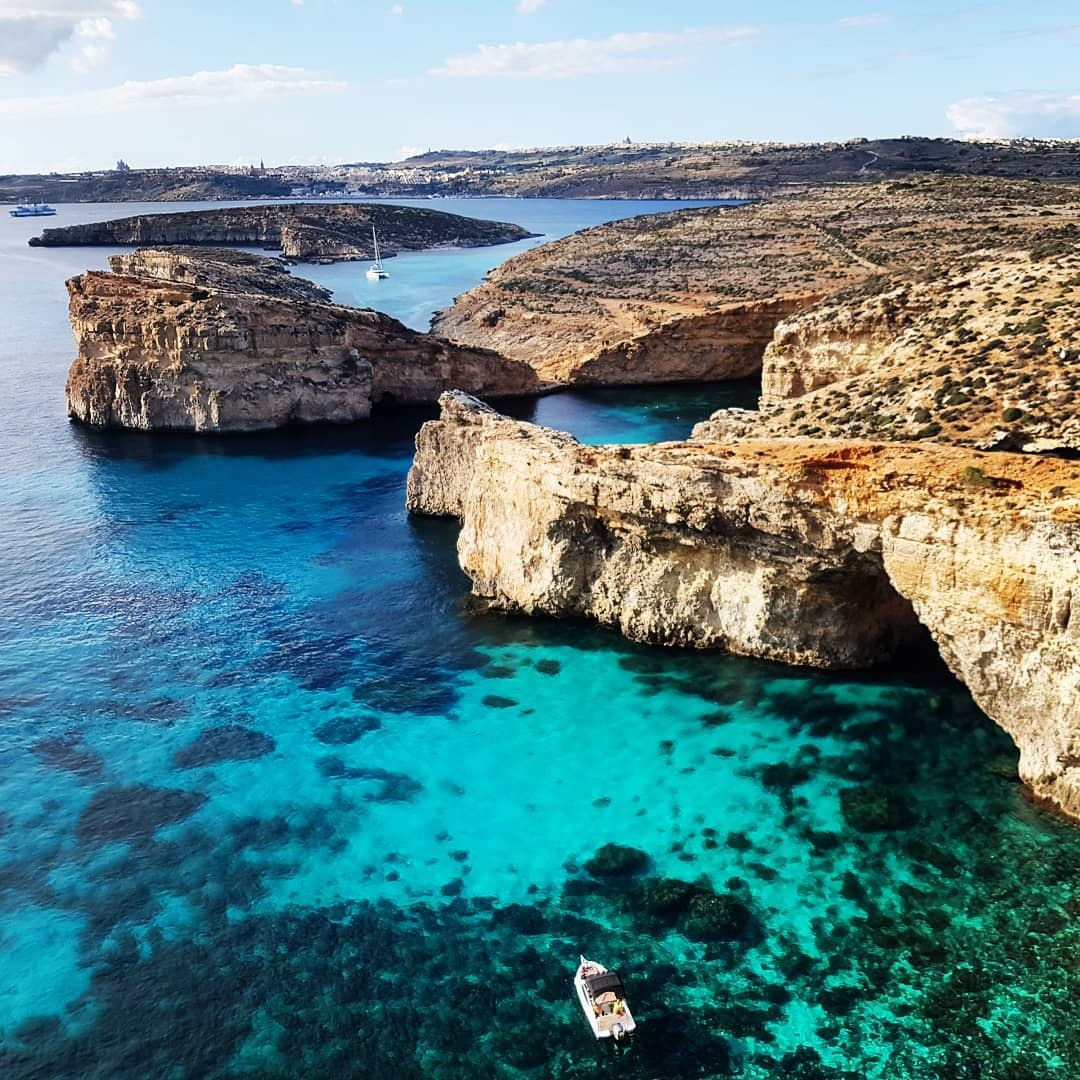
316, 757, 421, 801
481, 694, 518, 709
31, 732, 104, 778
76, 785, 208, 845
313, 714, 381, 745
840, 785, 916, 832
480, 664, 516, 679
172, 725, 275, 769
584, 843, 650, 878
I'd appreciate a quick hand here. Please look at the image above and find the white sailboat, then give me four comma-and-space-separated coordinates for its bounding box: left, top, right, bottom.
365, 224, 389, 280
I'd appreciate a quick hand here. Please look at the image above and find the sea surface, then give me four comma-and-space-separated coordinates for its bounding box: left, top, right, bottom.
0, 197, 1078, 1079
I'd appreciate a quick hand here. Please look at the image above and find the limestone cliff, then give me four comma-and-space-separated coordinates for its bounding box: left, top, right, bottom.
65, 261, 542, 432
434, 178, 1080, 414
719, 249, 1080, 455
408, 392, 1080, 819
32, 203, 535, 261
108, 247, 333, 302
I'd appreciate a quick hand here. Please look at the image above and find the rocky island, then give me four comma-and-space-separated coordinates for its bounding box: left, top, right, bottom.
65, 248, 541, 431
32, 202, 535, 262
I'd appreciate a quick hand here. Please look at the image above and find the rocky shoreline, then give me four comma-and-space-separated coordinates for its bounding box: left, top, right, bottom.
33, 202, 536, 262
408, 391, 1080, 820
65, 249, 542, 432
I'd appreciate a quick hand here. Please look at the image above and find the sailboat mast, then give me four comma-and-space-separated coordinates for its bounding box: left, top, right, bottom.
371, 224, 380, 265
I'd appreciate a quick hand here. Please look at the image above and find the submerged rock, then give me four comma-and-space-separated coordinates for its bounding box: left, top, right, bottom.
313, 715, 381, 745
684, 892, 755, 941
76, 784, 208, 844
584, 842, 651, 878
172, 725, 275, 769
840, 785, 915, 832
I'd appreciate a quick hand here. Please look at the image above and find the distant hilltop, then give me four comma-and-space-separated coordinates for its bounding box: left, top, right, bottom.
6, 136, 1080, 203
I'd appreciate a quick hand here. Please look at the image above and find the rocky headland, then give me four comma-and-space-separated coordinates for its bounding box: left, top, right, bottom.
33, 203, 535, 262
435, 176, 1080, 454
65, 249, 541, 431
407, 174, 1080, 819
408, 392, 1080, 819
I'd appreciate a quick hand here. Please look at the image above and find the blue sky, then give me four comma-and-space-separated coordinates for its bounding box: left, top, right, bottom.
1, 1, 1079, 172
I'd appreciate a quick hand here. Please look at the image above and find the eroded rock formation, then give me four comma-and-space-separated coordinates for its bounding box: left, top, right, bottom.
434, 178, 1080, 427
408, 392, 1080, 819
65, 254, 542, 431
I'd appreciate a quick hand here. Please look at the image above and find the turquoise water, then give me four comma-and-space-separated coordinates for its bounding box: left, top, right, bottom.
1, 200, 1078, 1079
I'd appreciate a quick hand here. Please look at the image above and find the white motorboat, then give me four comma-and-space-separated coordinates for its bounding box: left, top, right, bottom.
574, 955, 636, 1041
365, 224, 389, 279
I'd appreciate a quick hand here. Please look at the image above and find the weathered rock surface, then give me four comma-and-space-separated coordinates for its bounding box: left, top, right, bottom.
434, 178, 1080, 421
32, 202, 535, 261
108, 247, 332, 302
408, 392, 1080, 819
65, 258, 542, 432
432, 201, 842, 384
726, 248, 1080, 455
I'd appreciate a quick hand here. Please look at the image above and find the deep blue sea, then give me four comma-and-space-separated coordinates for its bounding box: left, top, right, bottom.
1, 197, 1078, 1079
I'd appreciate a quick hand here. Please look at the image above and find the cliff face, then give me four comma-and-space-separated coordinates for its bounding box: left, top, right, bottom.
434, 178, 1080, 410
432, 200, 854, 385
65, 263, 541, 432
408, 392, 1080, 819
733, 251, 1080, 454
32, 203, 535, 261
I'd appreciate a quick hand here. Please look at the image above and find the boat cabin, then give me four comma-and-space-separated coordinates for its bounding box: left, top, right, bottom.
584, 972, 628, 1022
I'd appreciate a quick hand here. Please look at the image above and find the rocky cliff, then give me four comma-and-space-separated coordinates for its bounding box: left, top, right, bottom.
408, 392, 1080, 819
33, 203, 535, 261
107, 247, 333, 302
434, 178, 1080, 410
65, 254, 542, 432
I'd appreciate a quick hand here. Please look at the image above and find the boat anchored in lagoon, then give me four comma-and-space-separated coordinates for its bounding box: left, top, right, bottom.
574, 955, 636, 1041
365, 225, 389, 280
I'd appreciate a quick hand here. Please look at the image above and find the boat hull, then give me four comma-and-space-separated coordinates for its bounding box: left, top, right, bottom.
573, 957, 636, 1040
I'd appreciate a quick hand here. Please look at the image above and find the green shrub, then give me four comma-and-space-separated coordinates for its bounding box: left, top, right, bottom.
962, 465, 994, 488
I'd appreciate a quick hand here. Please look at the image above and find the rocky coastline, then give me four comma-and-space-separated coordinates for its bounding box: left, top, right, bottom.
64, 249, 542, 432
33, 202, 535, 262
408, 391, 1080, 820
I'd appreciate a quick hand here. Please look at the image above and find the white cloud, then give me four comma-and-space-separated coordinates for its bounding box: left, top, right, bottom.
433, 25, 758, 80
0, 63, 348, 116
836, 13, 891, 27
388, 3, 403, 13
947, 91, 1080, 138
0, 1, 138, 75
517, 0, 545, 13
